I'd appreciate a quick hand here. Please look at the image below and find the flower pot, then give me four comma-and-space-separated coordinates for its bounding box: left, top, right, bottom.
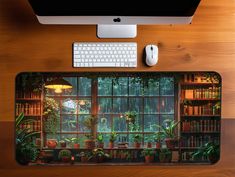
147, 142, 152, 148
97, 142, 104, 148
74, 143, 80, 149
61, 156, 70, 163
109, 142, 114, 149
165, 138, 177, 149
47, 139, 57, 149
84, 139, 96, 149
156, 142, 161, 149
60, 142, 66, 148
145, 155, 154, 163
134, 142, 141, 148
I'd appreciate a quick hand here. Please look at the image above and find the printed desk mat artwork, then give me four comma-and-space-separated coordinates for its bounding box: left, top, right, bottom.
15, 72, 221, 165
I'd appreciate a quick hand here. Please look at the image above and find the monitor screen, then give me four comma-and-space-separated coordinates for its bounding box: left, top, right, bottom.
28, 0, 201, 17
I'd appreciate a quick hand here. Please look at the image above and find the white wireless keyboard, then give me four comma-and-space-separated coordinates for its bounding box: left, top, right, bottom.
73, 42, 137, 67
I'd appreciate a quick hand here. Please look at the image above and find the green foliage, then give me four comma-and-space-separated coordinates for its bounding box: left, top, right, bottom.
88, 148, 110, 162
43, 97, 59, 134
125, 111, 137, 123
157, 119, 180, 139
16, 113, 40, 164
82, 115, 98, 140
97, 133, 104, 143
154, 131, 165, 143
58, 149, 72, 159
141, 148, 155, 157
192, 142, 220, 163
65, 137, 79, 145
133, 134, 142, 143
109, 131, 118, 142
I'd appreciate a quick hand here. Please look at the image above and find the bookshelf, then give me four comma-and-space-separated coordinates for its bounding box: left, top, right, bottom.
16, 89, 43, 149
179, 73, 221, 163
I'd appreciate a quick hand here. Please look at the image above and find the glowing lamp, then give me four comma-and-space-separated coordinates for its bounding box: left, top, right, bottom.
45, 78, 72, 93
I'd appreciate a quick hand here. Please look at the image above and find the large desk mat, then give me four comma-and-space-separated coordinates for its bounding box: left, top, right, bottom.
15, 72, 221, 165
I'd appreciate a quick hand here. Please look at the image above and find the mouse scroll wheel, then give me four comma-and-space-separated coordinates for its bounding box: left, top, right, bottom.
151, 46, 153, 50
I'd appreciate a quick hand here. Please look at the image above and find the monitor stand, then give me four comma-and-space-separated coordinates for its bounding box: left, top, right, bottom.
97, 24, 137, 38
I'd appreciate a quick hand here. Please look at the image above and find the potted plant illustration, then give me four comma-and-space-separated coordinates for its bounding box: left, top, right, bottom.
58, 149, 72, 163
145, 136, 153, 148
82, 115, 98, 149
133, 134, 142, 148
154, 131, 164, 149
88, 148, 110, 163
15, 113, 40, 165
97, 133, 104, 148
157, 119, 180, 149
46, 139, 57, 149
65, 137, 80, 149
141, 148, 155, 163
159, 148, 172, 163
124, 111, 137, 124
78, 151, 90, 163
59, 140, 67, 148
109, 131, 117, 148
191, 142, 220, 164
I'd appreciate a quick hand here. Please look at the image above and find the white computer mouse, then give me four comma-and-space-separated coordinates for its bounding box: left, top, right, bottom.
145, 44, 158, 66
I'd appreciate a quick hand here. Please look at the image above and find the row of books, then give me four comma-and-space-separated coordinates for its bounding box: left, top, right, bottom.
182, 103, 220, 115
181, 119, 220, 133
181, 135, 220, 148
16, 103, 41, 116
183, 73, 219, 83
16, 90, 41, 99
181, 151, 208, 161
182, 87, 220, 99
18, 120, 41, 132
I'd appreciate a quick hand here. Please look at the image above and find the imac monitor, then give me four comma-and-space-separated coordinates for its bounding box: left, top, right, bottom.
28, 0, 201, 38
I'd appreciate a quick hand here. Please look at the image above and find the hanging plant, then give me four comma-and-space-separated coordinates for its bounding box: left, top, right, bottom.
43, 97, 59, 134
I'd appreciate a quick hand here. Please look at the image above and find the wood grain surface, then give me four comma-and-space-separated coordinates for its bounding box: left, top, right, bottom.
1, 0, 235, 175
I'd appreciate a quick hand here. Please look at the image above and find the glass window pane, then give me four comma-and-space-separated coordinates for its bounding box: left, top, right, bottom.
113, 98, 128, 113
62, 77, 77, 96
78, 98, 91, 114
144, 78, 159, 96
98, 98, 112, 113
62, 115, 77, 132
144, 115, 158, 132
129, 77, 143, 96
160, 77, 174, 95
98, 78, 112, 96
113, 116, 127, 132
113, 77, 128, 96
160, 97, 174, 114
62, 98, 78, 114
144, 98, 159, 114
97, 115, 111, 132
129, 98, 143, 113
78, 77, 91, 96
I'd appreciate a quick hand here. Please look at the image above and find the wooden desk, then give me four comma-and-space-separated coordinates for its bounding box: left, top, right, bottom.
1, 0, 235, 176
